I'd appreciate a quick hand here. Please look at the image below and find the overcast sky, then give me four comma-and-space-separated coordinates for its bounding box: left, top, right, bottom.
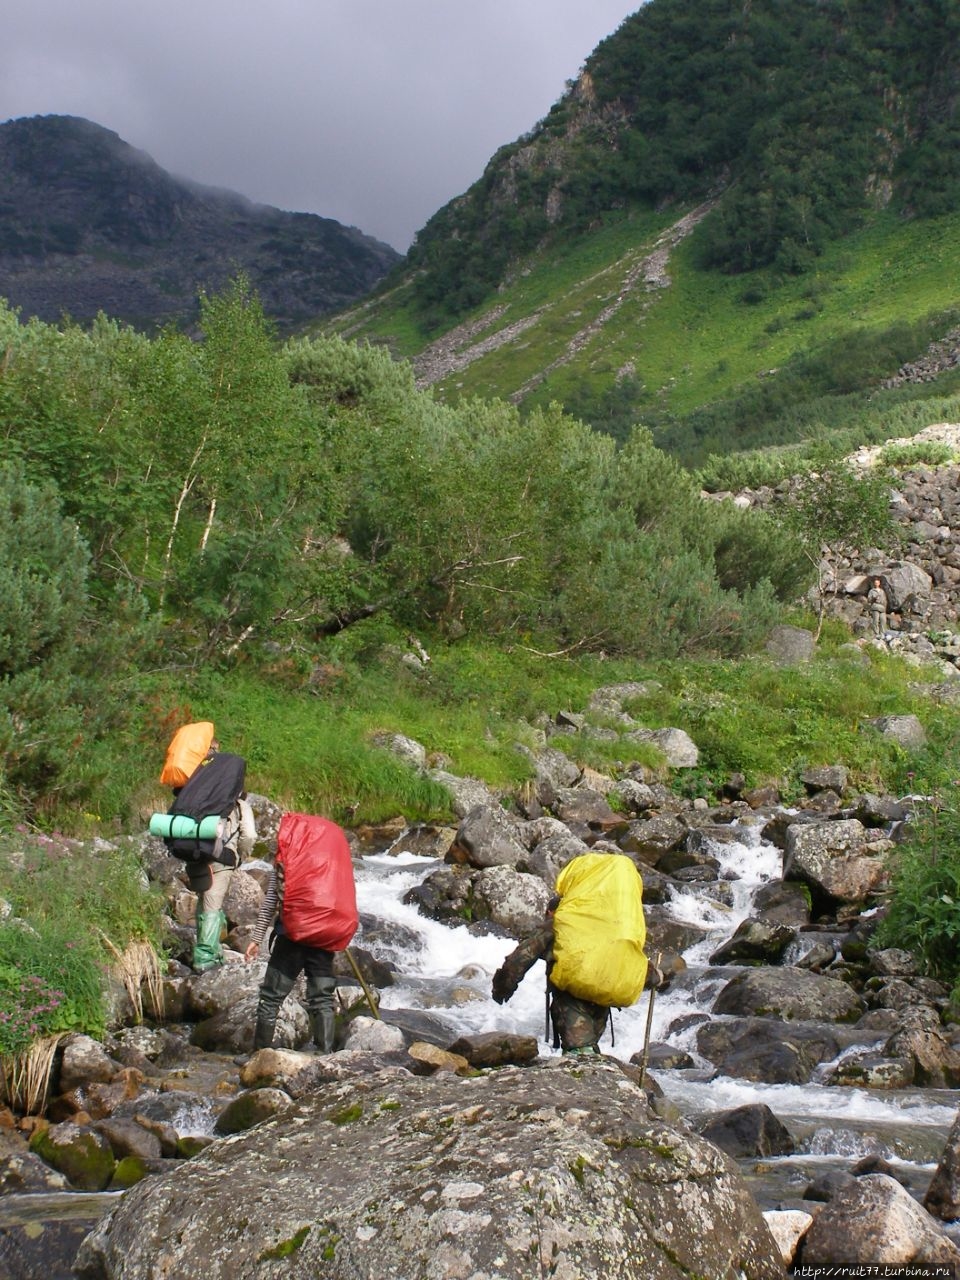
1, 2, 640, 252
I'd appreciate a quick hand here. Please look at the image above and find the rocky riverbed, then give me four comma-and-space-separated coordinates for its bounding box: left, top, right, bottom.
4, 679, 960, 1277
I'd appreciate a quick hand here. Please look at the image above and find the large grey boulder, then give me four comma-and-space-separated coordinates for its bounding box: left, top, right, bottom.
75, 1060, 784, 1280
881, 561, 934, 611
697, 1017, 844, 1085
783, 817, 888, 903
450, 804, 527, 869
799, 1173, 960, 1269
624, 727, 699, 767
865, 713, 927, 750
472, 864, 550, 935
765, 625, 815, 665
713, 965, 866, 1023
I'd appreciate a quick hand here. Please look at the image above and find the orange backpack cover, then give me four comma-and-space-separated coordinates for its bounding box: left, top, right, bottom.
276, 812, 358, 951
160, 722, 216, 789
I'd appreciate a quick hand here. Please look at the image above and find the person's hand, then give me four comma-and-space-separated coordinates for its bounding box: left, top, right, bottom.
244, 941, 259, 962
491, 969, 514, 1005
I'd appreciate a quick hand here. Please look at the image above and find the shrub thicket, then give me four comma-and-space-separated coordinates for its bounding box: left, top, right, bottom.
0, 284, 819, 825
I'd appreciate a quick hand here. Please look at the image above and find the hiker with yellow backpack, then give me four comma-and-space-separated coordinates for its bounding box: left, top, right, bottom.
492, 852, 647, 1055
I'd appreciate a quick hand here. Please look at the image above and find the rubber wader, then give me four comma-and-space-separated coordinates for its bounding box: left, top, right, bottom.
193, 909, 226, 972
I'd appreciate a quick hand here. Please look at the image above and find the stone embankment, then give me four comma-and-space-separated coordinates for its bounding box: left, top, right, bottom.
713, 424, 960, 671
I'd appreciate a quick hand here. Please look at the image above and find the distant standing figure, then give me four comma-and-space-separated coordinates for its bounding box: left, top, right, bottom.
867, 577, 888, 638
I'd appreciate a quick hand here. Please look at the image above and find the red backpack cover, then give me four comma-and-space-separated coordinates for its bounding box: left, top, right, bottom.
276, 812, 358, 951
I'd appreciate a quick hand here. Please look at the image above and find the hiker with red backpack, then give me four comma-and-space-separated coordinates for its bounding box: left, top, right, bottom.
245, 812, 358, 1054
492, 851, 647, 1055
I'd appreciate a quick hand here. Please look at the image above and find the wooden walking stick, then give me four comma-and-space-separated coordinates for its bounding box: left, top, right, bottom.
345, 947, 381, 1019
639, 953, 662, 1088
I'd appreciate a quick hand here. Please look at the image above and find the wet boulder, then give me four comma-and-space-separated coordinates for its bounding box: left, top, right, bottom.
645, 910, 712, 961
446, 1031, 539, 1068
751, 879, 811, 927
618, 814, 688, 866
697, 1016, 843, 1085
213, 1087, 293, 1135
29, 1120, 116, 1191
74, 1059, 785, 1280
883, 1009, 960, 1087
823, 1050, 915, 1089
709, 918, 796, 966
402, 863, 476, 923
700, 1103, 795, 1158
91, 1117, 163, 1162
798, 1173, 960, 1270
713, 966, 866, 1023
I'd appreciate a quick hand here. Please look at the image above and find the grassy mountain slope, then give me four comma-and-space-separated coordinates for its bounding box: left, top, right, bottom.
327, 0, 960, 462
329, 203, 960, 462
0, 115, 400, 332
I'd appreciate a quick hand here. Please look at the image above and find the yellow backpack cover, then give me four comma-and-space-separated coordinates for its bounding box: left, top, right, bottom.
551, 853, 647, 1007
160, 721, 215, 788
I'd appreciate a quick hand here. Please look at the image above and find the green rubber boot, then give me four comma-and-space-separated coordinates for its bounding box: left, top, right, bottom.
193, 909, 226, 972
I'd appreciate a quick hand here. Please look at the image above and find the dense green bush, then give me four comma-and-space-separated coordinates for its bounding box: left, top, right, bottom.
876, 793, 960, 990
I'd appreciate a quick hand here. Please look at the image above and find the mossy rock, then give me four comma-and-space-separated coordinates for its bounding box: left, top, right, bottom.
109, 1156, 151, 1189
29, 1122, 116, 1191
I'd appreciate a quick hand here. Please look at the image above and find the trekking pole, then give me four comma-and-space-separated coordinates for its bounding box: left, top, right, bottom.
345, 948, 381, 1020
639, 953, 662, 1089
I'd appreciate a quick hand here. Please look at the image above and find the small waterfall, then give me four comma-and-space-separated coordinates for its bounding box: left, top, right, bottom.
355, 828, 959, 1186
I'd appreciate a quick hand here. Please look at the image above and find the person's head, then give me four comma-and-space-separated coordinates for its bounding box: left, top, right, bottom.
873, 577, 881, 587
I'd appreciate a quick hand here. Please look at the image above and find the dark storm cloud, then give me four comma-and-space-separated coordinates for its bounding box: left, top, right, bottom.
0, 1, 638, 250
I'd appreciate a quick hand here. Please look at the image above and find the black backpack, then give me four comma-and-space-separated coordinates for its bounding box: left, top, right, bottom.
164, 752, 246, 863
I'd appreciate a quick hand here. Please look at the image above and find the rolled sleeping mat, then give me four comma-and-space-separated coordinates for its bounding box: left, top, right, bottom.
149, 813, 223, 841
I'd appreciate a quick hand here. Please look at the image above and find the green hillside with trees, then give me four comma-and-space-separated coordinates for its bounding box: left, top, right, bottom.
331, 0, 960, 466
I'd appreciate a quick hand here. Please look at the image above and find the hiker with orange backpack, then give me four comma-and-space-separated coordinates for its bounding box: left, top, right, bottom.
245, 812, 358, 1054
492, 851, 647, 1055
158, 722, 256, 973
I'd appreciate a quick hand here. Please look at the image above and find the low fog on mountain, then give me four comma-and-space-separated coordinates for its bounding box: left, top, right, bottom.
1, 0, 637, 249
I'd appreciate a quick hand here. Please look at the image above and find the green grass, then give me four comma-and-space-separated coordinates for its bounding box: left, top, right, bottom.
100, 620, 960, 832
0, 832, 167, 1054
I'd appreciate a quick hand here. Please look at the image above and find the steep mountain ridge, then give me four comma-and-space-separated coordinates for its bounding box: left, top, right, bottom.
0, 115, 400, 331
330, 0, 960, 460
405, 0, 960, 323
